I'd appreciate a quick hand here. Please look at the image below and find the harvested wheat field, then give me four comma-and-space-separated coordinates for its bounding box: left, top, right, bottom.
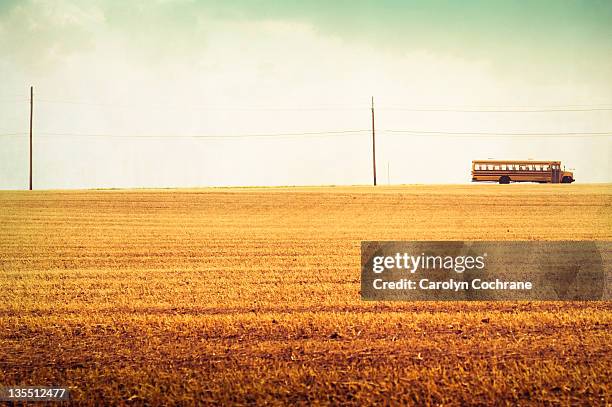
1, 184, 611, 405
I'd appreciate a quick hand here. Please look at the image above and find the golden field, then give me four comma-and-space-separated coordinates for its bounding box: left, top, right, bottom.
1, 184, 611, 405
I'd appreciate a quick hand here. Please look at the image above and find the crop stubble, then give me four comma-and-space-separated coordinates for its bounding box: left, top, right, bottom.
1, 184, 611, 405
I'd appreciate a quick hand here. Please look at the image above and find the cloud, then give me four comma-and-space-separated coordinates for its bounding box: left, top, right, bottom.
0, 0, 104, 71
3, 0, 611, 79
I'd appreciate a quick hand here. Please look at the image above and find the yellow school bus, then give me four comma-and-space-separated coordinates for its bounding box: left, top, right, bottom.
471, 160, 574, 184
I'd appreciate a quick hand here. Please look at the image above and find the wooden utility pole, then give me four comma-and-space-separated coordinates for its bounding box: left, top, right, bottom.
29, 86, 33, 191
371, 96, 377, 186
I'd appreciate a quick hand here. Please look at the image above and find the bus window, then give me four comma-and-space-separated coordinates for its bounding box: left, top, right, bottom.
488, 165, 493, 170
535, 165, 540, 171
501, 165, 507, 170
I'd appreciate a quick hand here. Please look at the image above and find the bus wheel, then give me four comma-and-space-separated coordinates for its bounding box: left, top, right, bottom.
562, 176, 573, 183
499, 176, 510, 184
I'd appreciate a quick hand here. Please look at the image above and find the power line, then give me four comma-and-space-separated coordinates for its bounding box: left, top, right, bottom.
384, 130, 612, 137
33, 98, 612, 112
33, 129, 371, 139
0, 133, 27, 137
3, 130, 612, 139
378, 106, 612, 112
36, 99, 368, 111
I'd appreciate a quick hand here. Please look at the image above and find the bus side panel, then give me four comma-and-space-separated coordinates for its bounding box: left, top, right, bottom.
472, 170, 553, 183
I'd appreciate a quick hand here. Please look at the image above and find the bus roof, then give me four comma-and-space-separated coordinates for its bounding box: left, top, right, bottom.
472, 160, 561, 165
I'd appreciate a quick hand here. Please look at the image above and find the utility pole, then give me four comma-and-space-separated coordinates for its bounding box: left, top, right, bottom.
371, 96, 377, 186
29, 86, 33, 191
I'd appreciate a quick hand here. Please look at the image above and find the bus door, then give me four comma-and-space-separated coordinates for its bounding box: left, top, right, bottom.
551, 164, 560, 183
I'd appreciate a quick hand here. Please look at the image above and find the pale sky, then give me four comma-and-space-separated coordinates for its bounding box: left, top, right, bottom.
1, 0, 611, 189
